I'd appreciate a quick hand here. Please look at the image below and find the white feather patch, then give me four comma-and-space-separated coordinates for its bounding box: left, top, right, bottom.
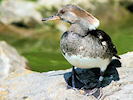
89, 19, 100, 30
64, 53, 110, 70
102, 41, 106, 46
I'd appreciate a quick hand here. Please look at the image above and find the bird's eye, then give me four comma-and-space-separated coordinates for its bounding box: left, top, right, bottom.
60, 10, 65, 14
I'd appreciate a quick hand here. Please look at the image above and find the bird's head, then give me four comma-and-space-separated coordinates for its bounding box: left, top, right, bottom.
42, 4, 100, 30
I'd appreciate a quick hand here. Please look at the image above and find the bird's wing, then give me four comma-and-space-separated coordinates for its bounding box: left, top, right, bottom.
90, 29, 121, 59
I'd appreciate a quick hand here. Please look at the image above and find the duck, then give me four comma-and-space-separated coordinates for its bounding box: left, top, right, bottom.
42, 4, 120, 97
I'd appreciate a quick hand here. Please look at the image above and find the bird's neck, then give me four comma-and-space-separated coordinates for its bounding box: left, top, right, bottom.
68, 23, 89, 36
68, 19, 96, 36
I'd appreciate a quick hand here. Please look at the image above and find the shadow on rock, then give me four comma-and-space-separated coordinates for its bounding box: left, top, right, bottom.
64, 59, 121, 89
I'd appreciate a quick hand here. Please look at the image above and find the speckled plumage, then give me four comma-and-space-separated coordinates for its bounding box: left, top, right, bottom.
60, 29, 120, 69
60, 29, 117, 59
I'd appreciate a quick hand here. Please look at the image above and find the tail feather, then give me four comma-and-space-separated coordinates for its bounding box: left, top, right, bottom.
114, 54, 121, 59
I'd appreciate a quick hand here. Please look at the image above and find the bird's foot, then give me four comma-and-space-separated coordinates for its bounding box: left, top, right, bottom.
93, 87, 103, 100
80, 87, 102, 99
66, 66, 103, 99
66, 84, 79, 91
79, 79, 103, 99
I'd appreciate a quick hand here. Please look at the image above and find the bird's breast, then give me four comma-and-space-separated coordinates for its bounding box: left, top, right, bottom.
60, 31, 112, 69
60, 31, 105, 57
60, 32, 82, 56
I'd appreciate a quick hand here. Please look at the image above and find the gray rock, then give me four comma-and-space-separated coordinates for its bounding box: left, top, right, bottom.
0, 0, 42, 27
37, 0, 108, 10
0, 41, 28, 80
0, 50, 133, 100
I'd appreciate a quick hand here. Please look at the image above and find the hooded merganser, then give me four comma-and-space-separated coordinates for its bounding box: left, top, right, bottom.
42, 4, 120, 97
